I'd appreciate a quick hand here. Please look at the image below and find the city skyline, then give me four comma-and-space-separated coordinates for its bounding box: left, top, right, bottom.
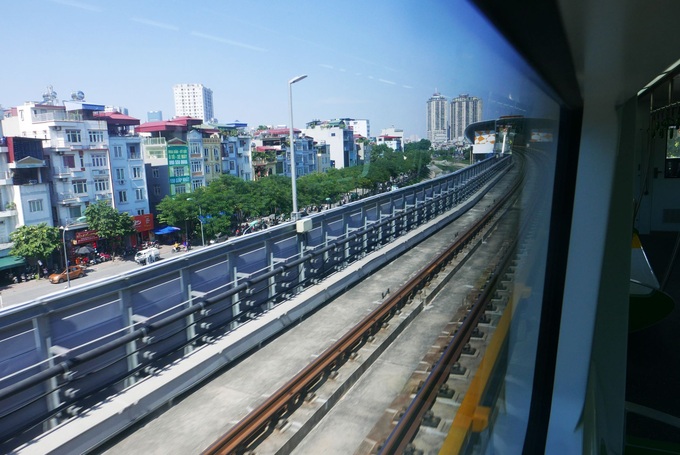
0, 0, 552, 140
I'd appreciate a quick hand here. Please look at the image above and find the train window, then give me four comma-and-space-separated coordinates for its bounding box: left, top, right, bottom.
0, 1, 566, 454
665, 128, 680, 178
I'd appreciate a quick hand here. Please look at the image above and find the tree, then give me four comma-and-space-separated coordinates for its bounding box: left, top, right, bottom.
404, 139, 432, 153
10, 224, 61, 276
84, 201, 136, 252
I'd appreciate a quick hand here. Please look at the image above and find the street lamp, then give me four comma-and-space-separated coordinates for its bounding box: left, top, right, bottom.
288, 74, 307, 221
60, 223, 75, 288
186, 198, 205, 247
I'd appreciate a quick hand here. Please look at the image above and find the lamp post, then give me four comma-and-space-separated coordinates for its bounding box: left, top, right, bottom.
186, 198, 205, 247
60, 224, 73, 288
288, 74, 307, 221
197, 205, 205, 247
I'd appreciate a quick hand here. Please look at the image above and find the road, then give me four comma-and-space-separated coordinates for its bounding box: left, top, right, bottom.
0, 245, 181, 311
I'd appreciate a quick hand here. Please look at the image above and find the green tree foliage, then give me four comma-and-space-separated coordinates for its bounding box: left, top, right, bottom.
156, 142, 433, 236
84, 201, 136, 249
10, 223, 61, 274
404, 139, 432, 153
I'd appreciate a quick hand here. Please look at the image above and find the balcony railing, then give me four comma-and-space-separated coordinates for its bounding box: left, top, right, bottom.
57, 192, 89, 204
53, 168, 84, 179
0, 209, 17, 218
92, 169, 110, 178
143, 137, 167, 146
0, 171, 13, 185
32, 111, 83, 123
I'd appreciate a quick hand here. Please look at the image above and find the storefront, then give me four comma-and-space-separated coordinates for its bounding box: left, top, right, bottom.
132, 214, 155, 246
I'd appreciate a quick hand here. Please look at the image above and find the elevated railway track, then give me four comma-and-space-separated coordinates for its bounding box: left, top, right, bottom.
0, 153, 548, 454
202, 154, 532, 455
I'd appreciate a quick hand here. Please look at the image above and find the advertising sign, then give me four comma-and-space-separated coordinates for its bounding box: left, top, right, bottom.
168, 144, 191, 184
473, 130, 496, 154
530, 129, 554, 142
133, 214, 154, 232
74, 230, 99, 244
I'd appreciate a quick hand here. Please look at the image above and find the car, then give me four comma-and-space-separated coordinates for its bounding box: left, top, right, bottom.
49, 265, 86, 284
134, 247, 160, 265
209, 232, 228, 244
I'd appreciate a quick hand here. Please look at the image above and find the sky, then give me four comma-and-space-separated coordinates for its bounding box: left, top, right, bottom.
0, 0, 558, 140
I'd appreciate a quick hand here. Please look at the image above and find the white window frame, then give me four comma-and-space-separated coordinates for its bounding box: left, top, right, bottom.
28, 199, 43, 212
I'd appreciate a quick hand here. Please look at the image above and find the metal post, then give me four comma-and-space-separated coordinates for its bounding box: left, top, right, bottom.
288, 74, 307, 221
199, 206, 205, 247
61, 226, 71, 288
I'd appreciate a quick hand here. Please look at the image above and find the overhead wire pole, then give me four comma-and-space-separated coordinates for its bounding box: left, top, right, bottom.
288, 74, 307, 221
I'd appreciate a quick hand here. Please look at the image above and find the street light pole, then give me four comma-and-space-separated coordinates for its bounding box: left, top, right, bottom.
288, 74, 307, 221
186, 197, 205, 247
198, 205, 205, 247
61, 225, 71, 288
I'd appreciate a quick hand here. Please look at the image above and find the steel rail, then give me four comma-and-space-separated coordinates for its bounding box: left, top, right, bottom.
379, 235, 516, 454
202, 161, 524, 455
379, 153, 529, 454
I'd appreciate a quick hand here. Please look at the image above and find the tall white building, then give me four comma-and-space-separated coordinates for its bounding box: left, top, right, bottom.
173, 84, 214, 122
450, 94, 483, 140
303, 120, 358, 169
426, 92, 449, 145
346, 119, 370, 139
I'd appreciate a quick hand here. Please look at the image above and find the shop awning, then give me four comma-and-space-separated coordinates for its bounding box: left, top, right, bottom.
0, 256, 26, 271
153, 226, 181, 235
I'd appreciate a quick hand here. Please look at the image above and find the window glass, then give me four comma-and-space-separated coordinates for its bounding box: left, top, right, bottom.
66, 129, 81, 143
63, 155, 75, 168
665, 127, 680, 178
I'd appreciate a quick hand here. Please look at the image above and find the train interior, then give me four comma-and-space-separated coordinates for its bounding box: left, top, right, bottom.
471, 0, 680, 452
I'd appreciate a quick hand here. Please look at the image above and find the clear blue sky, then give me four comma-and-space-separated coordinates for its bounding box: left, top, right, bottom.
1, 0, 555, 139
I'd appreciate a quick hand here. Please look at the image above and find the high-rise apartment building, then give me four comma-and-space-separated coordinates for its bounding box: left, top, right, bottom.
426, 92, 449, 145
450, 94, 483, 140
173, 84, 214, 122
147, 111, 163, 122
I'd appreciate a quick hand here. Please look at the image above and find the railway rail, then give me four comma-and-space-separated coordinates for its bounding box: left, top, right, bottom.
202, 157, 526, 455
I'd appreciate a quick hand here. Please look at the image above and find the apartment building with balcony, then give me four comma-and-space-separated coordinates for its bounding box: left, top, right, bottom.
202, 134, 222, 186
1, 101, 115, 227
251, 128, 317, 179
346, 118, 370, 140
93, 111, 149, 215
218, 122, 252, 181
0, 136, 50, 247
376, 134, 403, 152
188, 130, 207, 190
137, 116, 202, 217
302, 119, 358, 169
314, 142, 331, 173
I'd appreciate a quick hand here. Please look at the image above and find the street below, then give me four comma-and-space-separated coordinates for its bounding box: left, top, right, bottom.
0, 245, 178, 311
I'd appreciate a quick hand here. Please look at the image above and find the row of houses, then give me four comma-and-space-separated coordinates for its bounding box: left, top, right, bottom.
0, 98, 404, 264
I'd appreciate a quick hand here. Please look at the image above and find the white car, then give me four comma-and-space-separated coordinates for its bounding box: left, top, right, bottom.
134, 247, 160, 265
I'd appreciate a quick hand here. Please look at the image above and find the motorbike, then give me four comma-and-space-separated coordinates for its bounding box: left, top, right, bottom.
98, 252, 112, 262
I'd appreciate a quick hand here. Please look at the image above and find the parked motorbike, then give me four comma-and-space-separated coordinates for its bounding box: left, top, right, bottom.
98, 252, 112, 262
